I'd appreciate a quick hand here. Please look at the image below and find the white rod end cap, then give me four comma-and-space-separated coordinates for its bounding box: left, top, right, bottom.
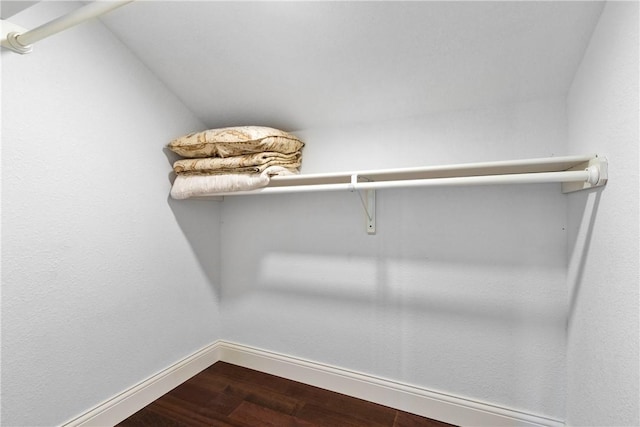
4, 32, 33, 54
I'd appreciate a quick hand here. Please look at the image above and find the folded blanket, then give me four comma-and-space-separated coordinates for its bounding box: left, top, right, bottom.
170, 166, 293, 199
173, 151, 301, 175
168, 126, 304, 158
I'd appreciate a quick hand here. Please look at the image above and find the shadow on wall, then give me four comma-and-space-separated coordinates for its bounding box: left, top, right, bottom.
566, 188, 603, 329
249, 251, 567, 328
218, 185, 569, 328
165, 148, 222, 298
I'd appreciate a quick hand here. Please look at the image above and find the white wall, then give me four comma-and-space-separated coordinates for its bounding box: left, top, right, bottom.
3, 2, 635, 425
1, 3, 221, 425
566, 2, 640, 426
221, 97, 569, 419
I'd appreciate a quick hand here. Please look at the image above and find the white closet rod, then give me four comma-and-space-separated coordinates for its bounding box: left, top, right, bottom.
2, 1, 134, 54
224, 167, 600, 196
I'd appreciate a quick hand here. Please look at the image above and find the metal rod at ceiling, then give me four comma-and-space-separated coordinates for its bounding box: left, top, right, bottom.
1, 1, 134, 54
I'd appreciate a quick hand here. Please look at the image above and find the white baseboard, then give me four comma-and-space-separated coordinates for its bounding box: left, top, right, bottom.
218, 341, 564, 427
62, 341, 222, 427
63, 340, 564, 427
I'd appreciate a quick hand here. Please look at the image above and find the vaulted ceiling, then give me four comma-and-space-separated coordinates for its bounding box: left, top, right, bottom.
97, 1, 604, 131
14, 1, 606, 131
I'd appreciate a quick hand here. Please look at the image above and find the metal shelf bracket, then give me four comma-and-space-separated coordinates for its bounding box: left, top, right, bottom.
350, 174, 376, 235
364, 189, 376, 235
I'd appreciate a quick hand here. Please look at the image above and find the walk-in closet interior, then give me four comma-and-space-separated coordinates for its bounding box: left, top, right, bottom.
1, 1, 638, 426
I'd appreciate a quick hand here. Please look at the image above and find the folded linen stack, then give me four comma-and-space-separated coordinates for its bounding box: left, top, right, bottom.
167, 126, 304, 199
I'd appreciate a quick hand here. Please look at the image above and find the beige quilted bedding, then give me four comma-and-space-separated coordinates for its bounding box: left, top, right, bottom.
170, 166, 294, 199
168, 126, 304, 158
168, 126, 304, 199
173, 151, 301, 175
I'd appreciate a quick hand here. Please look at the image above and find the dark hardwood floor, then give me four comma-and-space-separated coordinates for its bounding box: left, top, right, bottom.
118, 361, 456, 427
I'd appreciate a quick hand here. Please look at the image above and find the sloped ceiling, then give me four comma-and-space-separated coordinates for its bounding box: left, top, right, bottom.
98, 1, 603, 131
0, 1, 40, 19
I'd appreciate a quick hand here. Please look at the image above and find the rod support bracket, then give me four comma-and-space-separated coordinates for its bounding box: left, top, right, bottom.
5, 32, 33, 54
562, 156, 608, 193
1, 21, 32, 54
365, 189, 376, 235
350, 174, 376, 234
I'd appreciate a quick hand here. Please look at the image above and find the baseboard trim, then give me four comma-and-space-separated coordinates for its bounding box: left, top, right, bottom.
62, 341, 222, 427
63, 340, 564, 427
218, 341, 564, 427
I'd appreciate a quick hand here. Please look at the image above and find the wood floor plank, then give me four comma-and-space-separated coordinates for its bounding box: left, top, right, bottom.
241, 386, 304, 415
167, 381, 225, 407
218, 376, 304, 415
210, 361, 302, 395
307, 391, 397, 425
182, 370, 231, 394
229, 400, 317, 427
118, 408, 184, 427
148, 396, 220, 426
117, 361, 457, 427
203, 387, 248, 417
296, 402, 388, 427
154, 384, 242, 420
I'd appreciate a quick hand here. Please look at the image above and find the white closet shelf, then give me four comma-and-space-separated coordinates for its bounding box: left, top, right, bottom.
202, 154, 607, 198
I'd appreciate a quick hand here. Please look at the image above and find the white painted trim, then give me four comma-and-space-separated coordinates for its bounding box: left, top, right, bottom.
62, 340, 565, 427
217, 341, 564, 427
62, 341, 222, 427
